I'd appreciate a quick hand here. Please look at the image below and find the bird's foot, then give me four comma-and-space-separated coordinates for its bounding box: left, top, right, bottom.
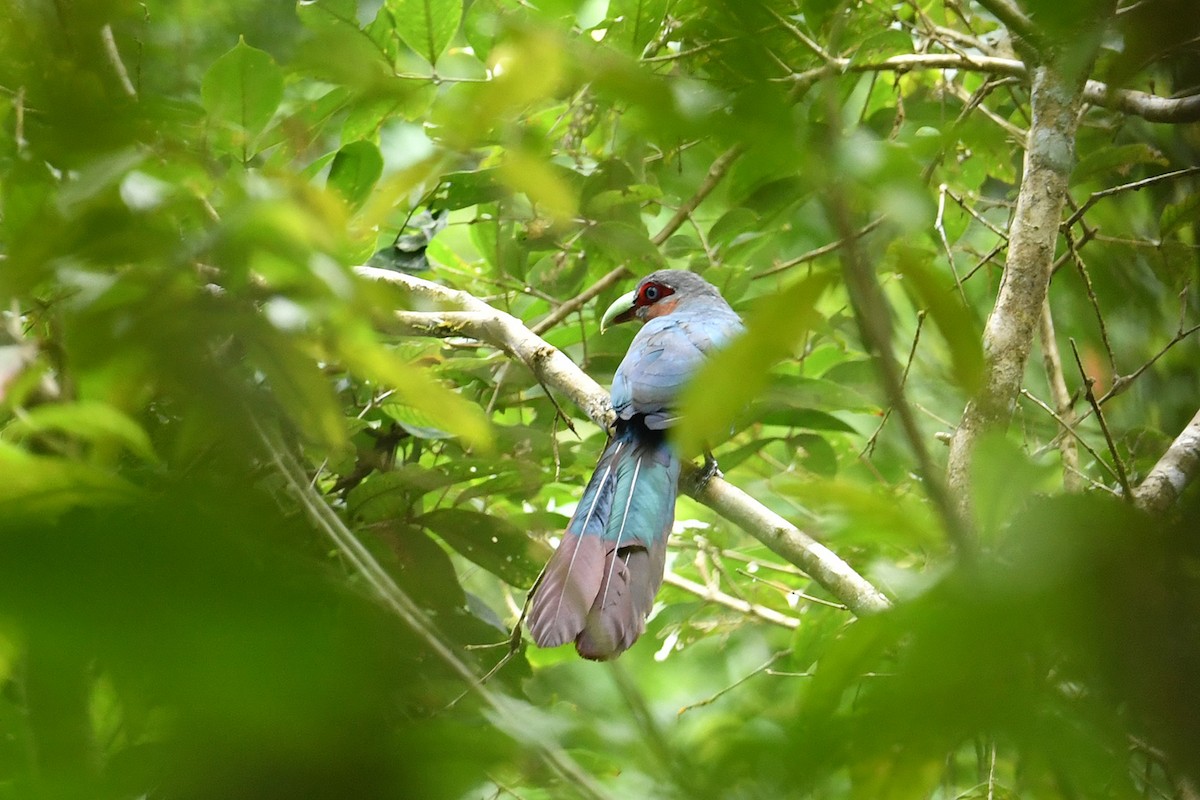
690, 451, 723, 493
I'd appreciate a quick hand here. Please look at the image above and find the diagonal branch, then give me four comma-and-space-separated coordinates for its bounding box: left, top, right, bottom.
529, 144, 745, 336
253, 417, 614, 800
663, 572, 800, 629
1134, 408, 1200, 515
356, 266, 891, 616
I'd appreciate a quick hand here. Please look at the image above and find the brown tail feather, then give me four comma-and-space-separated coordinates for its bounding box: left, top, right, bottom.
526, 532, 607, 647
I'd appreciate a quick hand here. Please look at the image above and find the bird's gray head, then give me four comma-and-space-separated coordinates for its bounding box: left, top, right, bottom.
600, 270, 727, 331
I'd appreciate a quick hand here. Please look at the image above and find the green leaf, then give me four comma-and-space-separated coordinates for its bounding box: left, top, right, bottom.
751, 407, 857, 433
296, 0, 360, 34
849, 29, 914, 63
1160, 192, 1200, 237
1072, 143, 1166, 184
418, 508, 546, 586
891, 241, 983, 393
718, 432, 838, 475
3, 401, 158, 463
434, 169, 510, 210
201, 37, 284, 138
676, 272, 834, 457
378, 522, 469, 610
327, 140, 384, 208
347, 466, 455, 523
245, 329, 349, 452
337, 325, 493, 449
387, 0, 463, 65
581, 221, 664, 268
0, 441, 137, 521
381, 402, 453, 438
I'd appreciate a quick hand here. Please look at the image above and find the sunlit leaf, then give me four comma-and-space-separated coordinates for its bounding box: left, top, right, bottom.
296, 0, 360, 34
327, 140, 384, 208
676, 272, 834, 457
498, 151, 579, 226
890, 241, 983, 393
3, 401, 158, 463
201, 38, 284, 139
387, 0, 463, 65
0, 441, 137, 520
337, 325, 493, 449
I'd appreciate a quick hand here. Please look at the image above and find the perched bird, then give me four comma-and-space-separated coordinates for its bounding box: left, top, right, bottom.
526, 270, 743, 660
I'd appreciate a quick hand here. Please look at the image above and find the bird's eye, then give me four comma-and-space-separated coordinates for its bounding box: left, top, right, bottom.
643, 285, 660, 302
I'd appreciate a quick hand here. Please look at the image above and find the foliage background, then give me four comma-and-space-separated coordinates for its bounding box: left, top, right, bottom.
1, 0, 1198, 797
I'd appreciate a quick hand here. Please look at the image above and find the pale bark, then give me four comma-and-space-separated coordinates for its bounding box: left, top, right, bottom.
356, 266, 891, 616
790, 53, 1200, 123
1134, 408, 1200, 515
946, 56, 1091, 513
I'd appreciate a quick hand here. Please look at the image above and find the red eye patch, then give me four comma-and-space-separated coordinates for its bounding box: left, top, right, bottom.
636, 281, 675, 306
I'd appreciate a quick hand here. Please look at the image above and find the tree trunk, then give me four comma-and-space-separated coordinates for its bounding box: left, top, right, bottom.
946, 54, 1094, 518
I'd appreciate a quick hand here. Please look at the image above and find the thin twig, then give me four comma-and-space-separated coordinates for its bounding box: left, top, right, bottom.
832, 191, 971, 554
763, 4, 837, 64
652, 143, 746, 248
101, 24, 138, 99
1037, 300, 1081, 491
1064, 166, 1200, 230
787, 52, 1200, 123
935, 184, 969, 303
944, 187, 1010, 240
1064, 228, 1118, 373
734, 569, 848, 610
754, 218, 886, 280
1097, 322, 1200, 406
529, 144, 745, 336
531, 266, 628, 336
1019, 389, 1120, 482
1070, 338, 1133, 500
863, 310, 926, 458
663, 572, 800, 629
253, 418, 613, 800
677, 651, 789, 716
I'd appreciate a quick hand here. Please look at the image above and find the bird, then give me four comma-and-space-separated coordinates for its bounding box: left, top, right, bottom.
526, 270, 743, 660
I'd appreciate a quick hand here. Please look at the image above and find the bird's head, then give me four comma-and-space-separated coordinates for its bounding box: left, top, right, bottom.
600, 270, 723, 333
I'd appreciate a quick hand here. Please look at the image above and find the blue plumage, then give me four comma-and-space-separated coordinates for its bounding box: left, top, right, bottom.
527, 270, 743, 659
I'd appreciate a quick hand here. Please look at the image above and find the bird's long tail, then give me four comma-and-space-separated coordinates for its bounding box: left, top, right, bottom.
526, 420, 679, 660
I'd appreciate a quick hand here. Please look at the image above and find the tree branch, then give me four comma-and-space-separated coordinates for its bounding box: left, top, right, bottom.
356, 266, 891, 617
1134, 408, 1200, 515
663, 572, 800, 629
789, 53, 1200, 123
947, 53, 1094, 517
971, 0, 1039, 48
652, 144, 745, 247
527, 144, 745, 337
1037, 299, 1081, 491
